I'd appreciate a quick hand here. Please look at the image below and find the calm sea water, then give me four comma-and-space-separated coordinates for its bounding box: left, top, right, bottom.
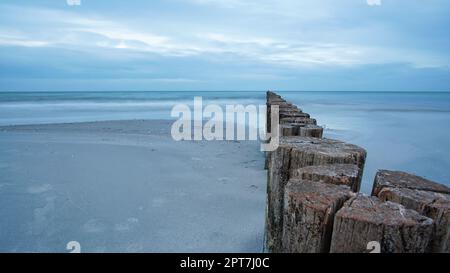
0, 91, 265, 125
1, 91, 449, 192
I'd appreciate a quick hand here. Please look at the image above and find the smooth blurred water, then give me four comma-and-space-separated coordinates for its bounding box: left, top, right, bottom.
0, 91, 265, 125
278, 91, 450, 192
1, 91, 449, 192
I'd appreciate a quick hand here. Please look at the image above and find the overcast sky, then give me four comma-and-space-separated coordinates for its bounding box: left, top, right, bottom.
0, 0, 449, 91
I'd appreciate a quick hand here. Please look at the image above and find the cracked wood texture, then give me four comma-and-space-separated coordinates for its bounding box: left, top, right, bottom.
373, 170, 450, 252
282, 180, 352, 253
291, 164, 362, 192
330, 194, 434, 253
372, 170, 450, 196
266, 136, 366, 252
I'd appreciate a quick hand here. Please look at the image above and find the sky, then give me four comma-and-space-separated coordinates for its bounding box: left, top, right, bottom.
0, 0, 449, 91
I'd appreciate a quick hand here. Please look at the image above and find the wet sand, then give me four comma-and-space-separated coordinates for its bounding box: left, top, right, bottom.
0, 120, 266, 252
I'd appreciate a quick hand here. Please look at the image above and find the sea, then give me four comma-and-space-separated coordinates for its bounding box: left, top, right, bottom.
1, 91, 449, 192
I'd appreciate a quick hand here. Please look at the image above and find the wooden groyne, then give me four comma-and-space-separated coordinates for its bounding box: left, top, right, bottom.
265, 91, 450, 253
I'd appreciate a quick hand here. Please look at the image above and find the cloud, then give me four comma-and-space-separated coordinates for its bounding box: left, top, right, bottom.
201, 32, 368, 67
182, 0, 333, 20
185, 0, 245, 9
66, 0, 81, 6
0, 1, 449, 91
0, 5, 372, 67
367, 0, 382, 6
0, 5, 446, 70
0, 37, 49, 47
1, 3, 446, 67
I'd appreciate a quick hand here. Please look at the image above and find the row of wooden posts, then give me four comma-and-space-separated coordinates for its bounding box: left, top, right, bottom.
265, 91, 449, 253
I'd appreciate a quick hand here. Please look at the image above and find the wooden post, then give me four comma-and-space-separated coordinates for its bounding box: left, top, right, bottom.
279, 112, 309, 119
265, 91, 322, 170
373, 170, 450, 253
330, 194, 434, 253
298, 125, 323, 138
291, 164, 362, 192
280, 117, 316, 125
282, 180, 352, 253
372, 170, 450, 196
267, 136, 366, 252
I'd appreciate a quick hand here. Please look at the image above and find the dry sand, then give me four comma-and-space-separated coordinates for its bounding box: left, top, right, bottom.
0, 120, 266, 252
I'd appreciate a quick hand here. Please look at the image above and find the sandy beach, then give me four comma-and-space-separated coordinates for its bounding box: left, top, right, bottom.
0, 120, 266, 252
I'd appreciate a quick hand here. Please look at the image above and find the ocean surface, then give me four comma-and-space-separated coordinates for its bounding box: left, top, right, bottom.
1, 91, 450, 192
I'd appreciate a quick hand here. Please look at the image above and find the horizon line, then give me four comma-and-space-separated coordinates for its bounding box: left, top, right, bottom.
1, 90, 450, 93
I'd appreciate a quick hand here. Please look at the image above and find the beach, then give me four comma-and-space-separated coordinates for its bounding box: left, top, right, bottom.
1, 91, 450, 252
0, 120, 266, 252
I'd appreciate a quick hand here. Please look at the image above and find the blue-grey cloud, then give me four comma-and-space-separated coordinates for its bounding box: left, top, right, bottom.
0, 0, 449, 91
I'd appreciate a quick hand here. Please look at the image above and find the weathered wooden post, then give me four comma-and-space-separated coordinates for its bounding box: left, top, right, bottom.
291, 164, 362, 192
265, 91, 323, 170
282, 180, 352, 253
372, 170, 450, 253
298, 125, 323, 138
267, 136, 366, 252
330, 194, 434, 253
